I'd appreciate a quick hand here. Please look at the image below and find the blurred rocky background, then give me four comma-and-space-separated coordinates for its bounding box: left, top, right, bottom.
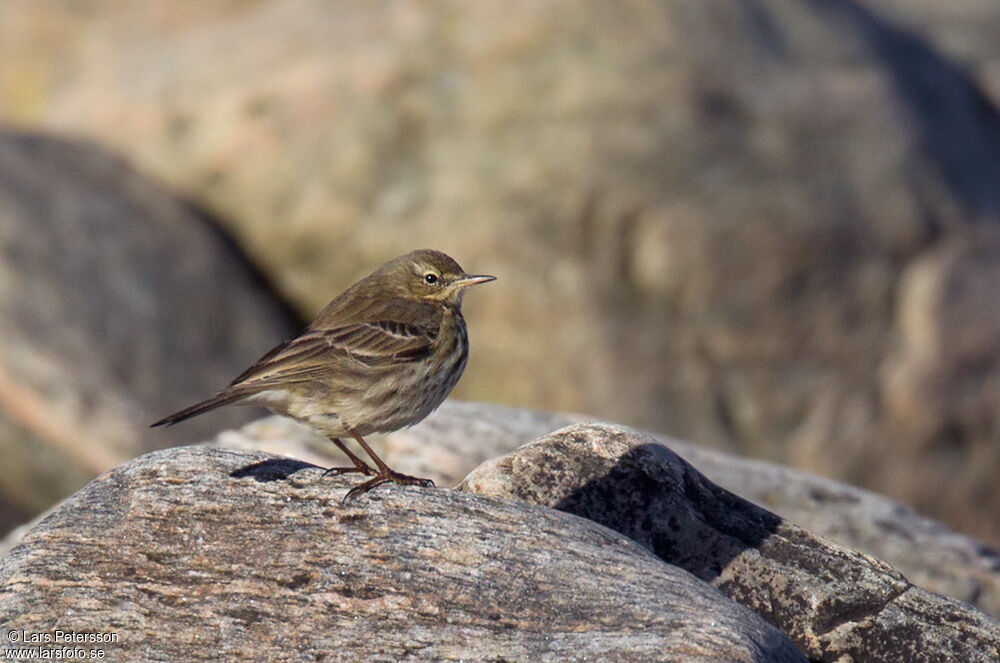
0, 130, 301, 534
2, 0, 1000, 547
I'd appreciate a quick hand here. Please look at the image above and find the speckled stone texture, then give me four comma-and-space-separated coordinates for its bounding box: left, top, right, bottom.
460, 423, 1000, 662
207, 401, 1000, 620
0, 446, 804, 663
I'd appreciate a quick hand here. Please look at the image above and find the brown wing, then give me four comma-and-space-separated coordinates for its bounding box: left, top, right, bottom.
227, 320, 437, 390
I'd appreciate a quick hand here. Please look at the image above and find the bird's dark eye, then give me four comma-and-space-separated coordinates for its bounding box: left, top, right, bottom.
424, 273, 438, 285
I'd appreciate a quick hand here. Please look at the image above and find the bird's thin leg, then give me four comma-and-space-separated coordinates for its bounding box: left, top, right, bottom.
342, 429, 434, 500
322, 437, 376, 477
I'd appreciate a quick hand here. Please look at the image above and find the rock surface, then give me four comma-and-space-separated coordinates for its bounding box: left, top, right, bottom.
0, 130, 301, 535
209, 401, 1000, 620
0, 446, 804, 663
14, 398, 998, 620
666, 428, 1000, 622
5, 0, 1000, 545
460, 423, 1000, 662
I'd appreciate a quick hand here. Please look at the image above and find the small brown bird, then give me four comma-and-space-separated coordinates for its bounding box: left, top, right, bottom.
152, 249, 495, 499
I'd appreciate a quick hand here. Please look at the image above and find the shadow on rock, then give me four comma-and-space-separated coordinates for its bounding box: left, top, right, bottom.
460, 423, 1000, 662
230, 458, 318, 482
553, 443, 782, 582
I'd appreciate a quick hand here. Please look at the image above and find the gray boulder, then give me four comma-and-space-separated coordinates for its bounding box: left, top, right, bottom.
0, 131, 300, 536
0, 446, 804, 663
207, 401, 1000, 619
460, 423, 1000, 662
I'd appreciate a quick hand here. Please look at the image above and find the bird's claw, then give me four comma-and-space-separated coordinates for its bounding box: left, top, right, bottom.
341, 471, 435, 503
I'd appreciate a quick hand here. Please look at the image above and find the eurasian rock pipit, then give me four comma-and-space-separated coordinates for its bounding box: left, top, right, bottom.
153, 249, 494, 498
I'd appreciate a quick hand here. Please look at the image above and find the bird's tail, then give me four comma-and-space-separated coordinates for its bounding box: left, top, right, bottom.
150, 392, 243, 428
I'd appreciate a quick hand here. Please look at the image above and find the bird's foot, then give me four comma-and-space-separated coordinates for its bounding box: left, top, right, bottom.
321, 462, 375, 478
342, 471, 435, 502
324, 437, 376, 477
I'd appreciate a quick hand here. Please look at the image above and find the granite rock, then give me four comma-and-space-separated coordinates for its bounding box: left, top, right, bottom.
0, 446, 804, 663
460, 423, 1000, 662
202, 401, 1000, 619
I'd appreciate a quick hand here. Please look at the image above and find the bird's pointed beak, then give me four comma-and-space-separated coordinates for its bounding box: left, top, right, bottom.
454, 274, 497, 289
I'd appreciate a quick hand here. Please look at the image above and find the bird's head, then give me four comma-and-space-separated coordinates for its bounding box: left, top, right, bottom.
382, 249, 495, 307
